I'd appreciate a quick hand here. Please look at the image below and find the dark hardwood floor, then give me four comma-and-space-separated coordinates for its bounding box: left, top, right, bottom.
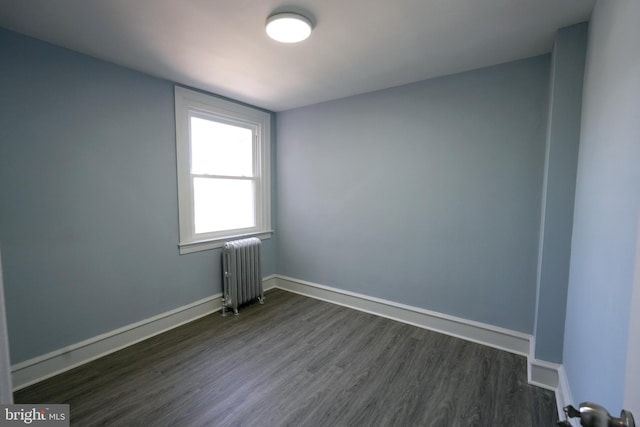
15, 289, 558, 426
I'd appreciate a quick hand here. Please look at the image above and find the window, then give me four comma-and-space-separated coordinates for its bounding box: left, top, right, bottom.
174, 86, 271, 254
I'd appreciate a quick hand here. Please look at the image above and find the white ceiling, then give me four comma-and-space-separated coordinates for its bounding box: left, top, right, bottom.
0, 0, 594, 112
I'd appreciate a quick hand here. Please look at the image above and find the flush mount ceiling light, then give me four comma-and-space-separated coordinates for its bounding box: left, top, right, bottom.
266, 12, 312, 43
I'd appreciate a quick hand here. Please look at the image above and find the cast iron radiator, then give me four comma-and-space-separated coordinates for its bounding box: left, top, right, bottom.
222, 237, 264, 315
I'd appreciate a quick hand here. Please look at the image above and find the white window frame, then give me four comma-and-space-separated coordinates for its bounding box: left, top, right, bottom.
174, 86, 271, 254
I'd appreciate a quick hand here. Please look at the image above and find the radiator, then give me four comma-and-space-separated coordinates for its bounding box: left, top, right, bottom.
222, 237, 264, 316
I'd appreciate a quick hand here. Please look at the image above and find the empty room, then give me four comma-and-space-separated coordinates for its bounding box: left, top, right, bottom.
0, 0, 638, 426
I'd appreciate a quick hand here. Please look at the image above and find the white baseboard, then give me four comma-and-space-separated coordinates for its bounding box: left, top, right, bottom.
274, 275, 575, 416
273, 274, 531, 356
263, 275, 277, 292
12, 275, 277, 391
12, 272, 571, 418
528, 359, 560, 390
526, 336, 574, 422
556, 365, 579, 426
527, 337, 560, 391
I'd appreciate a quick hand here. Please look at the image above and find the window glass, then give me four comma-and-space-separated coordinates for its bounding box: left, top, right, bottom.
193, 178, 255, 234
190, 117, 253, 177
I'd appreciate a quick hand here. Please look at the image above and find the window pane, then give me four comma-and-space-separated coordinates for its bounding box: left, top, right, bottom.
193, 178, 255, 234
190, 116, 253, 176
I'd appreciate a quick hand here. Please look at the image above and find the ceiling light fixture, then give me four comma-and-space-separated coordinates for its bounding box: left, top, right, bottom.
266, 12, 312, 43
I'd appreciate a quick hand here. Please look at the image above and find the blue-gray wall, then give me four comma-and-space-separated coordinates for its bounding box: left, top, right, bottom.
0, 29, 276, 364
563, 0, 640, 412
533, 23, 587, 363
276, 56, 550, 333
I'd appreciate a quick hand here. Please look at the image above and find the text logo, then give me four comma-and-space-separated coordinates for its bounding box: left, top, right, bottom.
0, 405, 69, 426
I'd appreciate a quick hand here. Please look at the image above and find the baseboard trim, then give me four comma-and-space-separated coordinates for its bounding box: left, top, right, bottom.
12, 275, 277, 391
263, 275, 277, 292
275, 275, 576, 412
526, 337, 574, 422
273, 274, 531, 357
12, 272, 571, 418
526, 337, 560, 391
556, 365, 578, 426
528, 359, 560, 390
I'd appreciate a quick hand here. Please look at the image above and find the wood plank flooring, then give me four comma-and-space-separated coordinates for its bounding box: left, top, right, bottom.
15, 289, 557, 426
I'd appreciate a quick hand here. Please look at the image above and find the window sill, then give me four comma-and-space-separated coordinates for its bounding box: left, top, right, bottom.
178, 230, 273, 254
